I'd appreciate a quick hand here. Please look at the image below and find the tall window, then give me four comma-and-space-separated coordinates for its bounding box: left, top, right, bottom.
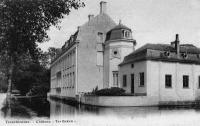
97, 32, 103, 43
71, 51, 74, 66
165, 74, 172, 88
69, 73, 72, 87
70, 53, 72, 66
183, 75, 189, 88
73, 72, 75, 88
97, 52, 103, 66
67, 74, 69, 87
123, 75, 127, 87
67, 54, 69, 68
97, 32, 103, 66
65, 75, 67, 87
71, 73, 74, 88
199, 76, 200, 88
139, 72, 144, 87
73, 50, 76, 66
113, 71, 119, 86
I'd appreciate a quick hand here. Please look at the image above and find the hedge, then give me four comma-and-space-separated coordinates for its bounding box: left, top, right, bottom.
92, 87, 125, 96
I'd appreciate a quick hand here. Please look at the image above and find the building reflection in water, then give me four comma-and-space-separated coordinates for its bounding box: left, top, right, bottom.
48, 98, 200, 120
2, 95, 200, 120
48, 98, 161, 119
50, 99, 75, 118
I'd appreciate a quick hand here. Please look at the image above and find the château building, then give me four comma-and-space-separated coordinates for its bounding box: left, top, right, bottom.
79, 34, 200, 107
103, 21, 136, 88
49, 1, 200, 105
49, 1, 133, 99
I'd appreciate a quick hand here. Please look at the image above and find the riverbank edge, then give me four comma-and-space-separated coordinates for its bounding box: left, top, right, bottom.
47, 94, 200, 107
2, 94, 38, 118
48, 95, 78, 105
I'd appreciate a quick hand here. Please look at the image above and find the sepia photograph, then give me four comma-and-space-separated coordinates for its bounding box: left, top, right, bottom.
1, 0, 200, 125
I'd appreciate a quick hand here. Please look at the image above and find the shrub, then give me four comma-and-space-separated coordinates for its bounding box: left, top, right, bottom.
93, 87, 125, 96
91, 86, 98, 94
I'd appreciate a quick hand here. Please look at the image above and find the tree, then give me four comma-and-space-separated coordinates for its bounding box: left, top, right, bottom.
9, 48, 51, 96
47, 47, 62, 60
0, 0, 84, 95
13, 62, 50, 96
37, 47, 61, 69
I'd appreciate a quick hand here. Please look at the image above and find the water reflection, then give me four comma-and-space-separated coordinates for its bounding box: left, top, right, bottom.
1, 96, 50, 118
1, 93, 200, 120
19, 97, 50, 117
48, 98, 200, 119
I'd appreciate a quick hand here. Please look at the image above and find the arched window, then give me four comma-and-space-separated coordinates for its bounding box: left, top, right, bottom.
122, 30, 130, 38
125, 31, 129, 38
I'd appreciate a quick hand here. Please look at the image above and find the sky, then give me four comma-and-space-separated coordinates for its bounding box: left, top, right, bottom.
38, 0, 200, 51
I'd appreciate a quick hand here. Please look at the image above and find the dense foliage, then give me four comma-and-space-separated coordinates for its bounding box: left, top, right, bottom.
0, 47, 59, 95
13, 62, 50, 96
0, 0, 84, 61
0, 0, 84, 94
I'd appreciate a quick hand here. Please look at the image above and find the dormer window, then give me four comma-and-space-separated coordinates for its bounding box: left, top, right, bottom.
181, 53, 187, 59
122, 30, 125, 38
106, 23, 133, 41
122, 30, 130, 38
164, 51, 170, 57
65, 41, 69, 48
125, 31, 130, 38
71, 36, 74, 42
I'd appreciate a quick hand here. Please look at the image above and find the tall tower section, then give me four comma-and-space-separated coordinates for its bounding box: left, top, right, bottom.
103, 21, 136, 88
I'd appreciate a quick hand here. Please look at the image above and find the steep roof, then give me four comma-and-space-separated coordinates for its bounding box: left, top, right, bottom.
51, 13, 116, 65
51, 30, 79, 64
81, 13, 116, 29
109, 23, 131, 31
120, 43, 200, 66
105, 23, 134, 42
128, 43, 200, 54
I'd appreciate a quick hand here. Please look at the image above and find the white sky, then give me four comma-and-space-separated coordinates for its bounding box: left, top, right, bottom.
38, 0, 200, 51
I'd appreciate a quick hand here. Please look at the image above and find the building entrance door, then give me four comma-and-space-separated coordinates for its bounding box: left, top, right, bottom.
131, 74, 134, 93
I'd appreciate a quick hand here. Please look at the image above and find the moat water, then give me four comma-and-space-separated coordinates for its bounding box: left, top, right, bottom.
1, 93, 200, 125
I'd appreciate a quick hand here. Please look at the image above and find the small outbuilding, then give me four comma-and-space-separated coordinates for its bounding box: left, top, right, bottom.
119, 34, 200, 103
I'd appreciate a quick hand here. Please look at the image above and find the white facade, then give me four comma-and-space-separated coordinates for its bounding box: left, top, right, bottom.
119, 60, 200, 101
49, 1, 117, 98
103, 41, 133, 88
49, 1, 200, 105
50, 45, 77, 98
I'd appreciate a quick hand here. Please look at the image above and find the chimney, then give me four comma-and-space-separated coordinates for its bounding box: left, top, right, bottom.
100, 1, 107, 14
175, 34, 180, 56
77, 26, 80, 31
88, 14, 94, 21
